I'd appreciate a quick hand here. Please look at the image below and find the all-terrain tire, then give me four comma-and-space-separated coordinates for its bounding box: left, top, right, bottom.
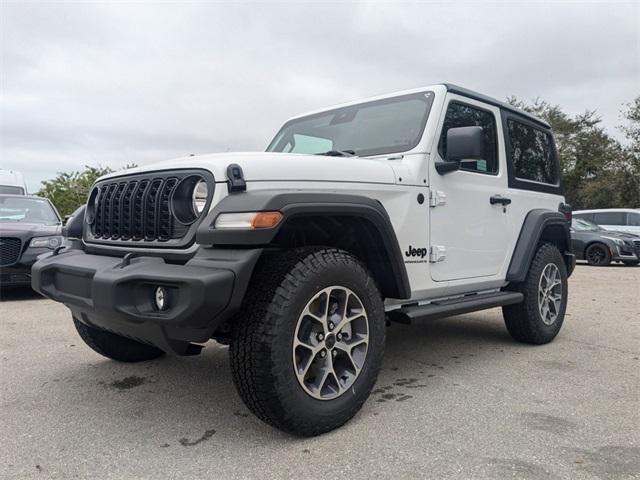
73, 317, 165, 362
502, 242, 568, 345
585, 242, 611, 266
229, 248, 385, 436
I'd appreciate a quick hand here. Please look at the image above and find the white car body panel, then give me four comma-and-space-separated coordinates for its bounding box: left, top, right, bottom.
0, 170, 28, 195
102, 152, 397, 186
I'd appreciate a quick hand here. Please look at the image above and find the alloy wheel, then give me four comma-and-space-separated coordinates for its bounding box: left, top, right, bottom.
538, 263, 563, 326
292, 286, 369, 400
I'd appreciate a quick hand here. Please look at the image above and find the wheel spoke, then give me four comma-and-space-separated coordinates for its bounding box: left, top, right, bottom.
333, 293, 366, 333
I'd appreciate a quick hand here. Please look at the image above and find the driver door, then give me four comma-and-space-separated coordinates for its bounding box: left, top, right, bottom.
429, 96, 511, 282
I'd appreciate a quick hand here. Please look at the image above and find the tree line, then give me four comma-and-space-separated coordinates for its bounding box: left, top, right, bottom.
36, 96, 639, 217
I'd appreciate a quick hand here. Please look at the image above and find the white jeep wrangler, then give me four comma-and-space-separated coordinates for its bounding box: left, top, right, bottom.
33, 84, 575, 436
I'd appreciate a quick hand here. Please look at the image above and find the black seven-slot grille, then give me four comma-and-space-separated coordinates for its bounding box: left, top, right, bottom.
88, 170, 207, 245
0, 238, 22, 267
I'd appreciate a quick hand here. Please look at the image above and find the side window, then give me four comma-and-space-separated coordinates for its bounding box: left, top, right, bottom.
627, 212, 640, 227
594, 211, 626, 225
438, 102, 498, 174
507, 120, 558, 184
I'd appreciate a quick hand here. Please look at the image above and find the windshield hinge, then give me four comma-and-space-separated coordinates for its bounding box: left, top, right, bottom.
226, 164, 246, 193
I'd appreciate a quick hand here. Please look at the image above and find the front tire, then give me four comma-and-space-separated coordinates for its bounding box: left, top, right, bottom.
585, 243, 611, 266
73, 318, 165, 362
503, 242, 568, 345
229, 248, 385, 436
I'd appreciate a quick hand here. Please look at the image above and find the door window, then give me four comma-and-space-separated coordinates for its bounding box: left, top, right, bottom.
438, 102, 498, 174
593, 211, 626, 225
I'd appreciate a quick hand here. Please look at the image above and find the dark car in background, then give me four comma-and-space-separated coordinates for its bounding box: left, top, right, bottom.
0, 195, 63, 287
571, 218, 640, 266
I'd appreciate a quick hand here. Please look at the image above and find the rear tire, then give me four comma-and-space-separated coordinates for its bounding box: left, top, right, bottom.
503, 242, 568, 345
229, 248, 385, 436
585, 243, 611, 266
73, 317, 165, 362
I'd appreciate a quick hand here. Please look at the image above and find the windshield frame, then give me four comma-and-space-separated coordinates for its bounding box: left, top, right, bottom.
0, 195, 61, 225
266, 91, 435, 158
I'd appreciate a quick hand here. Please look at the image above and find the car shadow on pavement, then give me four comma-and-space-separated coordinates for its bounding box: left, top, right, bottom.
0, 286, 44, 301
49, 313, 517, 444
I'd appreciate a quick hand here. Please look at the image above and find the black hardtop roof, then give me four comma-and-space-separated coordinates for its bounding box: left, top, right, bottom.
443, 83, 551, 129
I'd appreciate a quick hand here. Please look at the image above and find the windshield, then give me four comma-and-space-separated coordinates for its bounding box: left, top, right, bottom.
572, 218, 602, 232
0, 196, 60, 224
267, 92, 435, 157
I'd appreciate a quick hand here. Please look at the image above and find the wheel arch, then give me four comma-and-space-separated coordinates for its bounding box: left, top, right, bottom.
507, 209, 575, 283
196, 190, 411, 299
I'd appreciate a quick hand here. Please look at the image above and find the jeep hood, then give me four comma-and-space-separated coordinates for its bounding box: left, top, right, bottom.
101, 152, 397, 185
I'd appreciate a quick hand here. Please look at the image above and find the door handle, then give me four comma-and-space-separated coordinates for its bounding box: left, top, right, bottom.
490, 195, 511, 206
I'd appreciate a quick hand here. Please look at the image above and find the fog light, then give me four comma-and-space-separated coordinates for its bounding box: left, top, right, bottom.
154, 286, 168, 311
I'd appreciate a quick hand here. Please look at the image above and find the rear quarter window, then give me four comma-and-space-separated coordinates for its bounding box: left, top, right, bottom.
507, 119, 558, 185
594, 211, 626, 225
628, 212, 640, 227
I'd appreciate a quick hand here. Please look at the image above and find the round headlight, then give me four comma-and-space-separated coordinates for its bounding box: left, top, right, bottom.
192, 179, 208, 215
172, 175, 210, 225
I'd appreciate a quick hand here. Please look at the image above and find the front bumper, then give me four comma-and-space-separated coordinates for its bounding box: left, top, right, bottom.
0, 247, 50, 287
0, 265, 32, 286
612, 245, 639, 262
31, 245, 262, 354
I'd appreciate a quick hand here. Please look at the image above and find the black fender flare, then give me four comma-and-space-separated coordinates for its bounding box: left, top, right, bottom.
62, 205, 86, 239
196, 190, 411, 299
507, 209, 574, 282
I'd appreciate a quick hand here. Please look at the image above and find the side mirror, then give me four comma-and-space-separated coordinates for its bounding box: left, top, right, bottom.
63, 215, 72, 226
435, 126, 485, 175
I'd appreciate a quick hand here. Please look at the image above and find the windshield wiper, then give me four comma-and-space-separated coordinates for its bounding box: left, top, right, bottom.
315, 150, 356, 157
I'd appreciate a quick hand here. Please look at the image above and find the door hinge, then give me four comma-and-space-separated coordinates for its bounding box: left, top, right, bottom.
429, 190, 447, 207
429, 245, 447, 263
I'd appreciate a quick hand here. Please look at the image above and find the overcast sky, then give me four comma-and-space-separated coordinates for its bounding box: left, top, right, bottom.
1, 1, 639, 193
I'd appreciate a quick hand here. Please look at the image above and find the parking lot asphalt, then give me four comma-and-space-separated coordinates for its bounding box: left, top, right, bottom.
1, 264, 639, 480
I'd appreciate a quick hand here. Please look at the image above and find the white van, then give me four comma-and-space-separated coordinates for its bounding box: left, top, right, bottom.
573, 208, 640, 235
0, 170, 28, 195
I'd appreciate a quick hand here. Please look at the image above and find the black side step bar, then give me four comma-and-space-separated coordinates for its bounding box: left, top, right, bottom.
387, 291, 524, 324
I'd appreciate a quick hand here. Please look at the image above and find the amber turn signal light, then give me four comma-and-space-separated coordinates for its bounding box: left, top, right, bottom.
251, 211, 283, 229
